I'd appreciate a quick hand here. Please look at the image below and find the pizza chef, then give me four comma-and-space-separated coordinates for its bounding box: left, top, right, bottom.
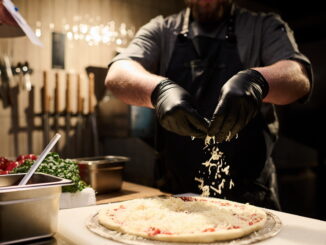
105, 0, 313, 210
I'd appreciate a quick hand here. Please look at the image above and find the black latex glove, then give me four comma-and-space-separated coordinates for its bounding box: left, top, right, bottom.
151, 79, 208, 137
208, 69, 269, 142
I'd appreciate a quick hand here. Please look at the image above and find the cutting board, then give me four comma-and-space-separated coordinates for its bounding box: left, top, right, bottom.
55, 202, 326, 245
55, 182, 168, 244
56, 204, 120, 245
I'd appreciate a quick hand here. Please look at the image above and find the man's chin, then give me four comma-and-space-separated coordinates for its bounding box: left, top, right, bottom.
196, 15, 221, 24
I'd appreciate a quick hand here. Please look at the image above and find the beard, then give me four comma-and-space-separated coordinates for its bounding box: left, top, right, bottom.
187, 0, 232, 24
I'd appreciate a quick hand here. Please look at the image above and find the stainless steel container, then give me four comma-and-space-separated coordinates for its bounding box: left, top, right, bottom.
75, 155, 129, 194
0, 173, 72, 245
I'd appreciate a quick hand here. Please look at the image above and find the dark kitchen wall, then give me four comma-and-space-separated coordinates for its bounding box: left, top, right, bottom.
103, 0, 326, 218
237, 0, 326, 220
0, 0, 185, 157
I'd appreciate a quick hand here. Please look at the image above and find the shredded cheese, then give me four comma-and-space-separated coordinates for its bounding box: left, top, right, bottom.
98, 197, 267, 238
195, 135, 235, 197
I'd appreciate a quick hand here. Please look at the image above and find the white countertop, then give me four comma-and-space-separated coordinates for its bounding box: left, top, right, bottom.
56, 204, 326, 245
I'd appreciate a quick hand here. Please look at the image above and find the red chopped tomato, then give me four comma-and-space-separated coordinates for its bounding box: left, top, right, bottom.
16, 154, 37, 162
16, 155, 25, 161
147, 227, 161, 236
203, 228, 215, 232
0, 170, 9, 175
227, 225, 240, 230
220, 202, 231, 206
5, 161, 19, 171
0, 157, 10, 170
179, 196, 194, 202
113, 205, 126, 211
0, 156, 10, 162
17, 159, 25, 165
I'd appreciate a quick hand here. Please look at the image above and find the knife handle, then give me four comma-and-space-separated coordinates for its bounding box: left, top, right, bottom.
55, 72, 60, 113
43, 71, 50, 113
77, 74, 83, 114
88, 73, 95, 114
66, 73, 71, 113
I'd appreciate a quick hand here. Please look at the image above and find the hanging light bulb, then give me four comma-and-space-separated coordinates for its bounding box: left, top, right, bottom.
35, 21, 42, 37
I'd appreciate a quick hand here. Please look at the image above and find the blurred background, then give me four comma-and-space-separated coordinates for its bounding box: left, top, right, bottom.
0, 0, 325, 220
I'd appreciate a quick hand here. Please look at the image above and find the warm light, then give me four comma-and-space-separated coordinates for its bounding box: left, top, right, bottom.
67, 32, 73, 40
35, 28, 41, 37
72, 25, 79, 33
116, 38, 122, 45
64, 24, 70, 31
35, 17, 135, 47
80, 24, 88, 34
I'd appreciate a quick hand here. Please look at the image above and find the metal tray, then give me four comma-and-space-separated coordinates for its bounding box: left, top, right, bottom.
0, 172, 72, 191
0, 173, 72, 245
87, 210, 282, 245
75, 155, 129, 194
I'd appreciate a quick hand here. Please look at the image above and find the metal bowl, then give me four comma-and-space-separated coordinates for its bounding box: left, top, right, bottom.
74, 155, 129, 195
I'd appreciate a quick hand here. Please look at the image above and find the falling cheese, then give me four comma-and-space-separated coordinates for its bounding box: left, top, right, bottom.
195, 136, 234, 197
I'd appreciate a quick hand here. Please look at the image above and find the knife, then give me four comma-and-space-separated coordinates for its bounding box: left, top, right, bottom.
65, 73, 71, 157
76, 74, 84, 157
42, 71, 50, 148
0, 67, 5, 106
25, 86, 35, 153
0, 56, 13, 108
88, 73, 99, 156
43, 71, 50, 145
21, 62, 32, 92
54, 72, 60, 152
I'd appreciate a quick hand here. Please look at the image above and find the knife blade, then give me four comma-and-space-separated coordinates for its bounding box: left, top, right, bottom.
21, 62, 32, 92
42, 71, 50, 148
54, 72, 60, 152
88, 72, 99, 156
25, 86, 35, 153
65, 73, 71, 157
0, 56, 13, 108
76, 74, 84, 157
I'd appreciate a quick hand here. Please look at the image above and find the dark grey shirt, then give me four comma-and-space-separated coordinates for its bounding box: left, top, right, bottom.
110, 6, 312, 87
109, 6, 312, 135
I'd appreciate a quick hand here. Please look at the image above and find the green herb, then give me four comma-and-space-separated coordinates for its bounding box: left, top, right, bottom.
12, 152, 87, 192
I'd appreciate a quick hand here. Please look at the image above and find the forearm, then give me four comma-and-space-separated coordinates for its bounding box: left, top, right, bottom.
105, 60, 165, 108
253, 60, 311, 105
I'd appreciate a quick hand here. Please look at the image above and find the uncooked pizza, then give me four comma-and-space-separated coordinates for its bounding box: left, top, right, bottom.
98, 196, 267, 243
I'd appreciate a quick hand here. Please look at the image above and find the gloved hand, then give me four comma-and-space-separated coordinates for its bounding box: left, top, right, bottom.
208, 69, 269, 142
151, 79, 208, 137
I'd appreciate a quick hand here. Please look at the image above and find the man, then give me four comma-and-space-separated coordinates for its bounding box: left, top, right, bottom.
105, 0, 312, 210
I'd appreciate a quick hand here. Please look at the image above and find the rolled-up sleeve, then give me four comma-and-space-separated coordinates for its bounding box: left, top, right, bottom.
108, 15, 164, 73
260, 14, 313, 102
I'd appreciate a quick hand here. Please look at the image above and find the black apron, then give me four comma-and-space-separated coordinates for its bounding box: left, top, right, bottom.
155, 17, 281, 210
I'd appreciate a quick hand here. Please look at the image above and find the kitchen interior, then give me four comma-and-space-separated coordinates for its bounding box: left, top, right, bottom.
1, 0, 326, 244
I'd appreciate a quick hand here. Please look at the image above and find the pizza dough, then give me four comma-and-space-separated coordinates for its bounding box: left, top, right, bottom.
98, 196, 267, 243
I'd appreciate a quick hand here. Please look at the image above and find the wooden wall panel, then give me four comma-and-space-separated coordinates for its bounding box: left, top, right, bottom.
0, 0, 184, 157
